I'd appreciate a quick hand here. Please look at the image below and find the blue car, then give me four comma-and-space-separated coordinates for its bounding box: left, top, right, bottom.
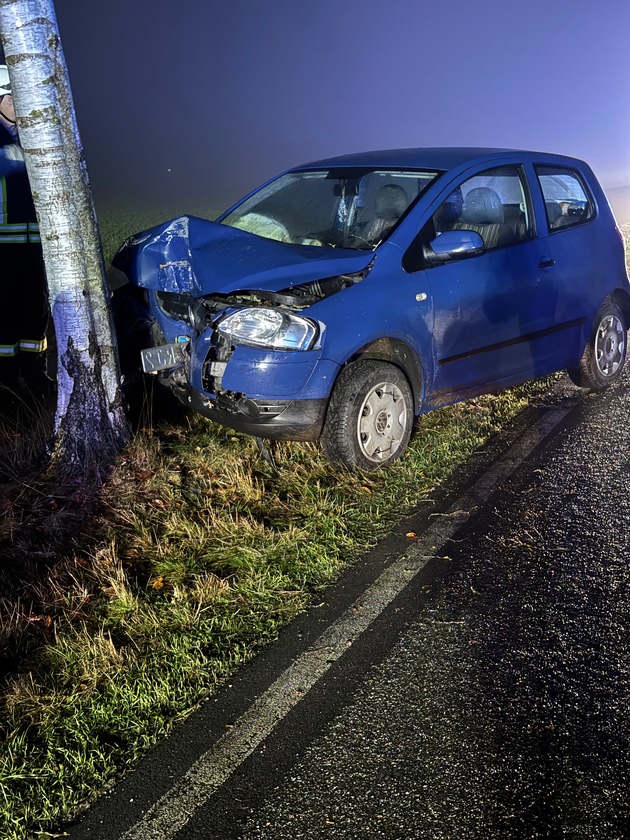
111, 147, 630, 469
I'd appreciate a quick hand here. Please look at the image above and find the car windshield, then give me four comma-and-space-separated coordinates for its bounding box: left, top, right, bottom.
220, 167, 441, 250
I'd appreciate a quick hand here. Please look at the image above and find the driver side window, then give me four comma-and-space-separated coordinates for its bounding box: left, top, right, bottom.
403, 165, 532, 272
434, 165, 531, 249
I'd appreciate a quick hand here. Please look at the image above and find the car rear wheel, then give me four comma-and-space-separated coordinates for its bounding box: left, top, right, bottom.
568, 300, 627, 390
321, 360, 414, 470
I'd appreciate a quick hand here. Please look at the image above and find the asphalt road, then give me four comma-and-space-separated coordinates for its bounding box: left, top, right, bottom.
66, 374, 630, 840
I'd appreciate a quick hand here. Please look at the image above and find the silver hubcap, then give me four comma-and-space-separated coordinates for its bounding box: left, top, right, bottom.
357, 381, 408, 463
595, 314, 625, 377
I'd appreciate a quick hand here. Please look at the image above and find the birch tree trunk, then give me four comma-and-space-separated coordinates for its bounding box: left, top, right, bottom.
0, 0, 128, 475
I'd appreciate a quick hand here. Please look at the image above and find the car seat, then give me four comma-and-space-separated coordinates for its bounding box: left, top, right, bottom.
365, 184, 409, 243
453, 186, 515, 248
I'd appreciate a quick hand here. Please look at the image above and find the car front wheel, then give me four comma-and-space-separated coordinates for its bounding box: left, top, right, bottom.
321, 360, 414, 470
569, 300, 628, 390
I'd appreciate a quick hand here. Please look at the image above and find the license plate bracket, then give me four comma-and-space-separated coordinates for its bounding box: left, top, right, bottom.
141, 340, 189, 375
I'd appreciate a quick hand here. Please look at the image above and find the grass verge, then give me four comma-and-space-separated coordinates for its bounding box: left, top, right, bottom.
0, 375, 556, 839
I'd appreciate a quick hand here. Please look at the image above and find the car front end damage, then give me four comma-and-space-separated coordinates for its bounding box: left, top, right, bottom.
145, 287, 339, 440
112, 215, 374, 440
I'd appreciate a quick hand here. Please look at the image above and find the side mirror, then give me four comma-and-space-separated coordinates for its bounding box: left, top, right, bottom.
427, 229, 485, 261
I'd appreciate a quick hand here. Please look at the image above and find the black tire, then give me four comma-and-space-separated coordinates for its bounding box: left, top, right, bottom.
321, 360, 414, 470
568, 300, 628, 390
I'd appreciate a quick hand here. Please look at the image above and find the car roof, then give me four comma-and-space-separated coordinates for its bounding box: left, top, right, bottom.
292, 147, 586, 172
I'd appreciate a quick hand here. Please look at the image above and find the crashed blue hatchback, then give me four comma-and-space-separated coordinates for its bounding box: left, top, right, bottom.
111, 147, 630, 469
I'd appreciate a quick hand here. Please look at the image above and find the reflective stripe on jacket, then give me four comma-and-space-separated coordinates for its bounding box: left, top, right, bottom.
0, 221, 40, 243
0, 122, 39, 241
19, 337, 47, 352
0, 336, 47, 356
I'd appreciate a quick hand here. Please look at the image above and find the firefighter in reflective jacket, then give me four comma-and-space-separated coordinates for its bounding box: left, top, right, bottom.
0, 64, 51, 400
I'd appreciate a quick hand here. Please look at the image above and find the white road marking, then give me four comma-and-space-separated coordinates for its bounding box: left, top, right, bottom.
121, 404, 571, 840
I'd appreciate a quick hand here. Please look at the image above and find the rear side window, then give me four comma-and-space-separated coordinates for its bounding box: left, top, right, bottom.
535, 165, 594, 231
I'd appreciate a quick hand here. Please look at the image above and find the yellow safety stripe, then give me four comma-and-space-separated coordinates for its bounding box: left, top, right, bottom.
18, 338, 47, 353
0, 343, 18, 357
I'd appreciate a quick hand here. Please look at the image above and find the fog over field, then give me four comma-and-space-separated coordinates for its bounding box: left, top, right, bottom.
47, 0, 630, 223
607, 185, 630, 225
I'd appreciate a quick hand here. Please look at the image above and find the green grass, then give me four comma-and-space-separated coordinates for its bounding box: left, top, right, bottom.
0, 380, 553, 838
2, 211, 627, 839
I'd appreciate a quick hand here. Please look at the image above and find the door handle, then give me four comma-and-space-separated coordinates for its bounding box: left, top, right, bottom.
539, 257, 556, 268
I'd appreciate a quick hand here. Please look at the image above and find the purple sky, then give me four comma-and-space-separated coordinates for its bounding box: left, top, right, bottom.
53, 0, 630, 213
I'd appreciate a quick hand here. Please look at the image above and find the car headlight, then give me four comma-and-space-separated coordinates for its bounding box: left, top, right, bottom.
217, 307, 318, 351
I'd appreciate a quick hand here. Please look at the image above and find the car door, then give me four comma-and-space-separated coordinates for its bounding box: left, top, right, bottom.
412, 164, 566, 402
531, 162, 602, 348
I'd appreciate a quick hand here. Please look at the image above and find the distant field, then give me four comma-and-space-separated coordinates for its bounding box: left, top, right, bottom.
98, 205, 221, 267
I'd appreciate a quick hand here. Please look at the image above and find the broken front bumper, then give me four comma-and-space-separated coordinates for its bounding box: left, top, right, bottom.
187, 389, 328, 441
150, 338, 338, 442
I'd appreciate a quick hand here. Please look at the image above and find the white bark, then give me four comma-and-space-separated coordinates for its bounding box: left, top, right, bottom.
0, 0, 128, 473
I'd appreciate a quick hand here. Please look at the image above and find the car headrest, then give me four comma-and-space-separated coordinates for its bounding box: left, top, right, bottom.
461, 187, 504, 225
374, 184, 409, 220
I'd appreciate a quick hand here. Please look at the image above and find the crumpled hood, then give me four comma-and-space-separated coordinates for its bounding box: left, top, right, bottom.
113, 215, 374, 296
